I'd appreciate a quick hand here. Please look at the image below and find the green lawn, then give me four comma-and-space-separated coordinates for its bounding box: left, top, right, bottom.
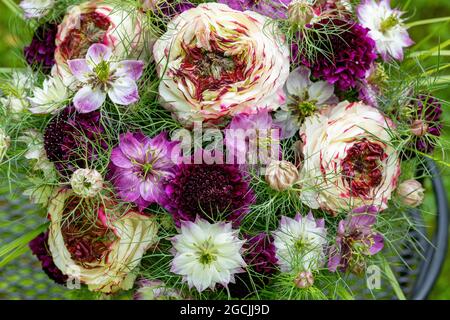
0, 0, 449, 299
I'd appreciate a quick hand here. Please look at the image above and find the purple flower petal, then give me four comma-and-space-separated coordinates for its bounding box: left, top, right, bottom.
119, 132, 145, 161
114, 60, 145, 81
86, 43, 113, 66
73, 86, 106, 113
67, 59, 91, 82
110, 148, 133, 169
108, 77, 139, 105
115, 170, 141, 202
369, 233, 384, 255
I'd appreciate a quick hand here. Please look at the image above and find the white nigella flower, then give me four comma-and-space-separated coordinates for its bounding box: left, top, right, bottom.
273, 213, 327, 272
0, 128, 10, 162
70, 168, 104, 198
19, 129, 55, 177
19, 0, 55, 19
0, 71, 33, 114
274, 66, 337, 138
29, 75, 69, 114
68, 43, 144, 113
170, 218, 246, 293
356, 0, 414, 61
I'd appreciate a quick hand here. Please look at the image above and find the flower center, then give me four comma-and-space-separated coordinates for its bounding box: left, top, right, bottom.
196, 239, 218, 265
175, 42, 246, 100
61, 198, 116, 265
380, 15, 399, 33
290, 98, 318, 122
197, 52, 236, 80
94, 60, 110, 83
59, 11, 111, 61
341, 140, 387, 197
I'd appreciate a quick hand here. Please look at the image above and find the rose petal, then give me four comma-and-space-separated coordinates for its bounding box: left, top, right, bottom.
108, 77, 139, 105
73, 86, 106, 113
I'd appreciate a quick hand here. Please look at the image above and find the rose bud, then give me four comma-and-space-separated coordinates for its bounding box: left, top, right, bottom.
397, 179, 425, 207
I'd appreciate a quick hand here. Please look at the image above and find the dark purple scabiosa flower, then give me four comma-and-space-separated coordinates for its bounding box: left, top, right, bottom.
43, 105, 106, 177
109, 131, 181, 211
164, 153, 255, 227
227, 233, 277, 298
244, 233, 278, 274
29, 231, 67, 285
410, 95, 443, 154
328, 205, 384, 273
24, 23, 58, 74
218, 0, 291, 19
299, 19, 377, 91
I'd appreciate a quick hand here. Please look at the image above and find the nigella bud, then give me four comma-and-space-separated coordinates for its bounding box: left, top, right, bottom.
288, 0, 314, 28
70, 168, 104, 198
410, 120, 429, 137
134, 279, 182, 300
0, 128, 10, 162
294, 271, 314, 289
397, 179, 425, 207
265, 160, 299, 191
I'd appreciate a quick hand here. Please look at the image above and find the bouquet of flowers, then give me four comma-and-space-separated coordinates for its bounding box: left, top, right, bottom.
0, 0, 448, 300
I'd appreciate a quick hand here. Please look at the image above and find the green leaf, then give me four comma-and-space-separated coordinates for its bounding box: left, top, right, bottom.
0, 222, 49, 261
1, 0, 24, 19
0, 245, 29, 268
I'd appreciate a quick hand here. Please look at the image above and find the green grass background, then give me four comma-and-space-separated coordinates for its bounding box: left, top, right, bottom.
0, 0, 449, 299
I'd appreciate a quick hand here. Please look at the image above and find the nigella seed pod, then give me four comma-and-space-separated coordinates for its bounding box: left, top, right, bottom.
410, 120, 429, 137
0, 128, 10, 162
294, 271, 314, 289
288, 0, 314, 28
70, 168, 104, 198
397, 179, 425, 208
265, 160, 299, 192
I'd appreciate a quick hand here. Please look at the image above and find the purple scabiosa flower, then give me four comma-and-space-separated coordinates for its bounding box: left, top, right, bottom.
29, 231, 67, 285
227, 233, 278, 298
218, 0, 291, 19
411, 95, 443, 154
225, 108, 282, 165
164, 152, 255, 227
244, 233, 278, 274
43, 105, 106, 176
328, 205, 384, 273
68, 43, 144, 113
24, 23, 57, 74
109, 131, 181, 211
300, 19, 377, 91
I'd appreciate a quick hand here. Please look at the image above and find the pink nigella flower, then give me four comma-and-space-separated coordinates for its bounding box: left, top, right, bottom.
68, 43, 144, 113
109, 131, 181, 211
328, 205, 384, 273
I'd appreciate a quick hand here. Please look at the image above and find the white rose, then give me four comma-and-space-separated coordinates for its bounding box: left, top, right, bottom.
299, 101, 401, 214
153, 3, 290, 127
48, 189, 159, 293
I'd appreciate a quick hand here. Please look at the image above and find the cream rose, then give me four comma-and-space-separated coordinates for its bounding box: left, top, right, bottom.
299, 101, 400, 214
153, 3, 290, 127
48, 189, 158, 293
54, 1, 145, 86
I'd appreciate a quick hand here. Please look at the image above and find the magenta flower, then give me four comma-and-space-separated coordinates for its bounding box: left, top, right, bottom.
328, 206, 384, 273
68, 43, 144, 113
299, 19, 377, 91
218, 0, 291, 19
109, 131, 181, 210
